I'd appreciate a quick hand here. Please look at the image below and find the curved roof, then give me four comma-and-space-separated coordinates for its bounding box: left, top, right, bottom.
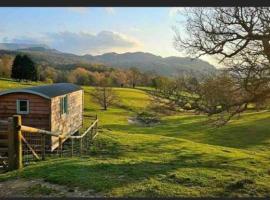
0, 83, 82, 99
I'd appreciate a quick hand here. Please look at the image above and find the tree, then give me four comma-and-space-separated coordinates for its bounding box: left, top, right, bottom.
68, 67, 91, 85
21, 55, 38, 81
0, 55, 13, 78
90, 72, 106, 86
111, 69, 129, 87
151, 72, 246, 125
11, 55, 23, 80
11, 54, 38, 81
91, 87, 118, 110
168, 7, 270, 124
91, 72, 118, 110
39, 66, 58, 83
127, 67, 141, 88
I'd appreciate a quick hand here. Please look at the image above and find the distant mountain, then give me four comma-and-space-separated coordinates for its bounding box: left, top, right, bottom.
0, 43, 217, 76
92, 52, 216, 76
0, 43, 50, 51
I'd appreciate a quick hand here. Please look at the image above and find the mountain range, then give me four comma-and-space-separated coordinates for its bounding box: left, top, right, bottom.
0, 43, 217, 76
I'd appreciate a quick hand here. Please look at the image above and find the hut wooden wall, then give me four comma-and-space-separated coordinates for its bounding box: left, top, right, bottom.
0, 93, 51, 152
50, 90, 83, 150
0, 93, 51, 129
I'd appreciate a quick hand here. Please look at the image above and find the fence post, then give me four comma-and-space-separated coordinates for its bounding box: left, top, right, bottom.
10, 115, 23, 170
41, 134, 46, 161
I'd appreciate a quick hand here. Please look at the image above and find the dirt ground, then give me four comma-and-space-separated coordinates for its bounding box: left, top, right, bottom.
0, 178, 104, 197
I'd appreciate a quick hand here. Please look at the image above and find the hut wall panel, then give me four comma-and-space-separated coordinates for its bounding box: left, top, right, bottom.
0, 93, 50, 127
0, 93, 51, 150
50, 90, 83, 150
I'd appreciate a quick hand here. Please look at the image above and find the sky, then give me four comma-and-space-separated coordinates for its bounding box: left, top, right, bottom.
0, 7, 219, 66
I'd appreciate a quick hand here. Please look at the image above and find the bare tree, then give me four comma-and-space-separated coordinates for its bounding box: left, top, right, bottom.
0, 55, 13, 78
91, 87, 118, 110
127, 67, 141, 88
161, 7, 270, 124
151, 72, 249, 125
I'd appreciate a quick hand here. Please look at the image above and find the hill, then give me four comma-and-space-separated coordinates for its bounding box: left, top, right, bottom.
0, 79, 270, 197
0, 43, 217, 76
0, 43, 50, 51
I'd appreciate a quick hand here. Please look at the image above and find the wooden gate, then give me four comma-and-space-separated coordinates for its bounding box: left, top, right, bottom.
0, 115, 99, 171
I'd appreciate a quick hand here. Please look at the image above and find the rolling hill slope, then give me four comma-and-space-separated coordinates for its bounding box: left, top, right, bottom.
0, 79, 270, 197
0, 43, 217, 76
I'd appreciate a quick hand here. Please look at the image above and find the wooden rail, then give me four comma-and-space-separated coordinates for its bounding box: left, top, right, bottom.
69, 119, 98, 139
68, 118, 98, 157
20, 125, 61, 137
3, 115, 99, 171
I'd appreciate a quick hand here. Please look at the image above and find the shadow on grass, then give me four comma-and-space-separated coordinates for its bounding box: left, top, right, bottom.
14, 149, 264, 196
103, 113, 270, 150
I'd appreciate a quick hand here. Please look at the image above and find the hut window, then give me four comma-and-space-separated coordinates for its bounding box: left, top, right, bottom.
60, 95, 68, 115
16, 100, 29, 114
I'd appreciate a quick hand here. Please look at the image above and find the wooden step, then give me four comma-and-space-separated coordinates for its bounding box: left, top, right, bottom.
0, 139, 8, 146
0, 148, 8, 153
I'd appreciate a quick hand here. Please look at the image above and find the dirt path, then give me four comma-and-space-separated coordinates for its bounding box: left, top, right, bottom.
0, 178, 103, 197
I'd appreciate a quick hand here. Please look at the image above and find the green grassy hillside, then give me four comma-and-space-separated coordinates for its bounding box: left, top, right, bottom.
1, 79, 270, 197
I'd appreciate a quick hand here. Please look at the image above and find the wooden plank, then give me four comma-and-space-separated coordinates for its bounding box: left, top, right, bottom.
21, 125, 61, 137
0, 120, 8, 125
0, 102, 50, 107
92, 132, 99, 140
69, 119, 98, 139
0, 131, 8, 135
0, 147, 8, 152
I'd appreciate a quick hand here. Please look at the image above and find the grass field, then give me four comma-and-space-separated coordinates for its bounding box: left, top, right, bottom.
1, 79, 270, 197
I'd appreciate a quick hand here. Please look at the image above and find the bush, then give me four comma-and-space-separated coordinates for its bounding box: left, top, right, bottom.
136, 111, 160, 125
44, 78, 54, 84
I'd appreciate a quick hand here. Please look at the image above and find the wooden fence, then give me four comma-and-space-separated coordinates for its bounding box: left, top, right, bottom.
0, 115, 99, 171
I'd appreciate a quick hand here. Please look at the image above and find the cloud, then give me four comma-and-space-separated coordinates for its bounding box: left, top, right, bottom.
130, 27, 142, 32
5, 31, 142, 55
66, 7, 89, 14
104, 7, 116, 14
169, 7, 185, 17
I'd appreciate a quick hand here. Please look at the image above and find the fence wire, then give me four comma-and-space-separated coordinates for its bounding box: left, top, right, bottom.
21, 117, 98, 166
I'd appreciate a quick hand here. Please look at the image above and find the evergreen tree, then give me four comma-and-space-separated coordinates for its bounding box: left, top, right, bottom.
11, 54, 38, 81
11, 55, 23, 80
22, 55, 38, 81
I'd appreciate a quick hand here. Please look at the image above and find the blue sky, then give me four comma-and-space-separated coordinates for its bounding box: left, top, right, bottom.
0, 7, 217, 65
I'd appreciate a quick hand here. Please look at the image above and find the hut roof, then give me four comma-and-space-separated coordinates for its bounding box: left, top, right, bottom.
0, 83, 82, 99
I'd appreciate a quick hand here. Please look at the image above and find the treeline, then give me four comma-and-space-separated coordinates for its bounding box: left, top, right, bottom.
0, 54, 165, 88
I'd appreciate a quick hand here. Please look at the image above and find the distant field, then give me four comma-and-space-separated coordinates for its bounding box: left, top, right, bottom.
1, 79, 270, 197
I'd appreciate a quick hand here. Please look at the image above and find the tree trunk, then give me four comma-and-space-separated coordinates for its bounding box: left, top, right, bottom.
103, 88, 107, 110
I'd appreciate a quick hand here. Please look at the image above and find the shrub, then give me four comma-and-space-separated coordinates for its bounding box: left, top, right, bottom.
136, 111, 160, 125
